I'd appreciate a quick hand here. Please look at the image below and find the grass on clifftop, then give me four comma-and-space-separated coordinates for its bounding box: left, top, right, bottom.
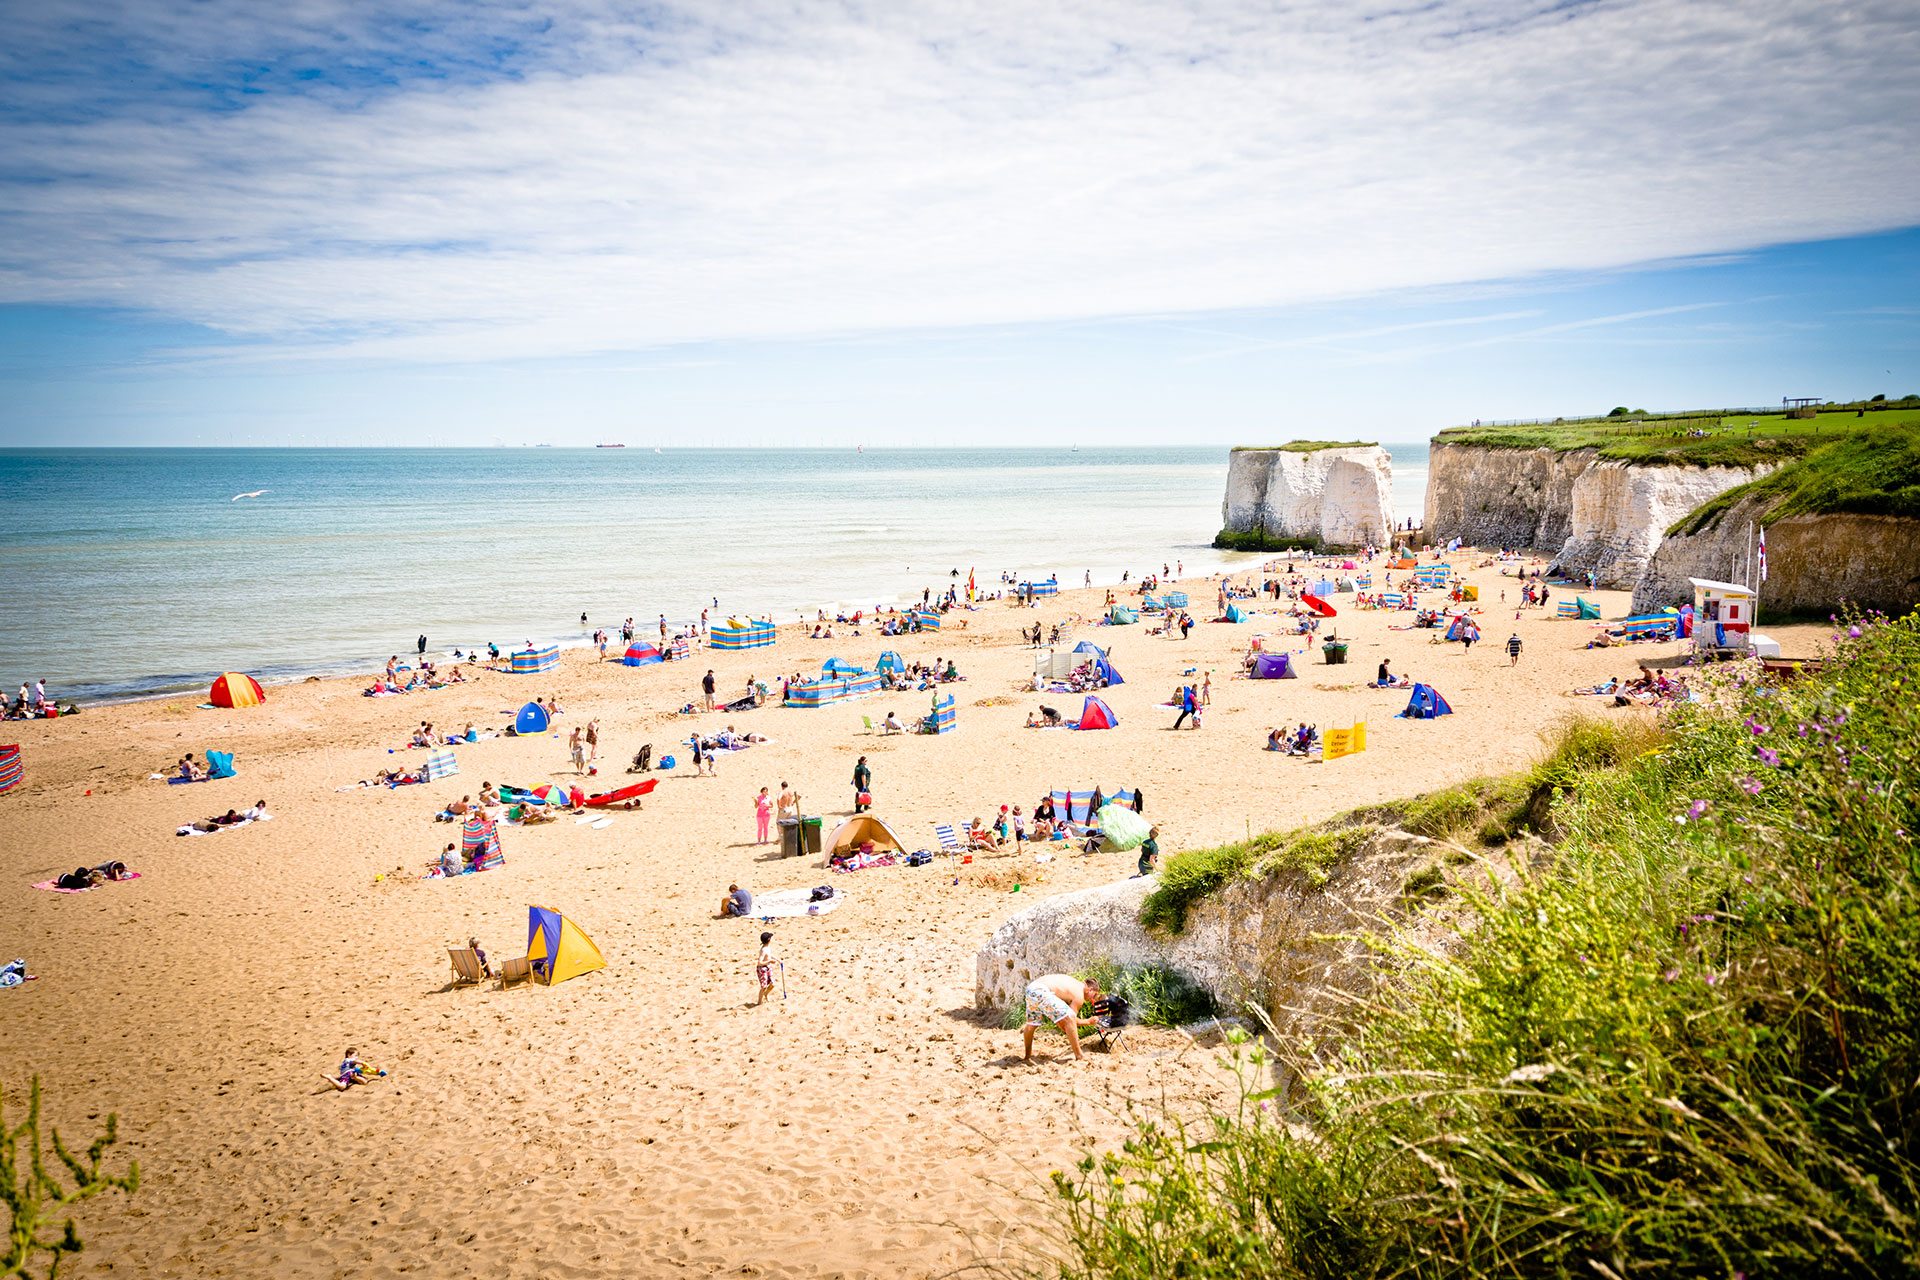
1436, 408, 1918, 468
1230, 441, 1378, 453
1043, 613, 1920, 1279
1672, 421, 1920, 534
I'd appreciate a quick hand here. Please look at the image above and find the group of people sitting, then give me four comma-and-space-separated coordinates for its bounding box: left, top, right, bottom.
52, 860, 136, 891
1577, 667, 1691, 705
1029, 658, 1109, 696
7, 680, 62, 720
364, 662, 468, 697
1266, 723, 1321, 756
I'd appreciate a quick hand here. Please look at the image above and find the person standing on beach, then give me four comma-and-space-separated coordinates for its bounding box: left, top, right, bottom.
755, 786, 773, 844
852, 756, 871, 812
659, 615, 667, 645
756, 932, 779, 1007
1507, 633, 1524, 666
417, 634, 426, 656
1200, 672, 1212, 706
585, 719, 599, 764
1179, 612, 1193, 640
1172, 685, 1196, 730
569, 727, 586, 774
702, 669, 716, 710
777, 781, 797, 824
700, 608, 709, 635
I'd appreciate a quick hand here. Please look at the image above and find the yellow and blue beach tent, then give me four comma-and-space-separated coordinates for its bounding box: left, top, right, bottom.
526, 906, 605, 986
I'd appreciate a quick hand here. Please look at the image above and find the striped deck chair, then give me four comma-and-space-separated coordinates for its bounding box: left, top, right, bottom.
932, 821, 966, 857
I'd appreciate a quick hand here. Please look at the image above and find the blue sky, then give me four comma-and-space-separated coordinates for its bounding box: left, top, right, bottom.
2, 0, 1918, 446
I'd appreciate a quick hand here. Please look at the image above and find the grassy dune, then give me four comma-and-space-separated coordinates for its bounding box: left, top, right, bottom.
1041, 612, 1920, 1279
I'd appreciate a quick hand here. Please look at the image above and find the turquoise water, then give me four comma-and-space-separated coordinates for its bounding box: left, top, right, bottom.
0, 444, 1428, 702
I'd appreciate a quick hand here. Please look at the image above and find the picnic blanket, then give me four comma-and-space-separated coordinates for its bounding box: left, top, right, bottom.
32, 871, 143, 894
749, 887, 846, 917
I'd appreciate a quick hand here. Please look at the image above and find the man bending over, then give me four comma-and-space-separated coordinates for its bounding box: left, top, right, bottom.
1022, 972, 1101, 1063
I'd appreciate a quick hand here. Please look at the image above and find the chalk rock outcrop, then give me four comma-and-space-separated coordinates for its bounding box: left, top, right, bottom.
1423, 443, 1596, 551
1552, 460, 1774, 589
975, 831, 1440, 1044
1221, 446, 1394, 551
1635, 498, 1920, 616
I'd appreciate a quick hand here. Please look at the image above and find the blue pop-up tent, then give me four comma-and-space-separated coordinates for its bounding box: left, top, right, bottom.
1400, 684, 1454, 719
514, 702, 551, 734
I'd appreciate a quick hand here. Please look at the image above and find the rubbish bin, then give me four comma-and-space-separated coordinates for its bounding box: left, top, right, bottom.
1323, 642, 1349, 665
780, 816, 825, 858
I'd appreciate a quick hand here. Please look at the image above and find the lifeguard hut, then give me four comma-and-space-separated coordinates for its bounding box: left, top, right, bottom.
1689, 578, 1777, 656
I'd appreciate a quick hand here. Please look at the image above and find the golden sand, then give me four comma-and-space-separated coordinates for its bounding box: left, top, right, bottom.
0, 565, 1823, 1277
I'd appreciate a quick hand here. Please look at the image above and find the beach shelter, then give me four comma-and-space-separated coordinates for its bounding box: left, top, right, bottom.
526, 906, 604, 986
822, 657, 866, 676
1401, 683, 1454, 719
1576, 597, 1601, 620
1076, 695, 1119, 730
1109, 605, 1139, 625
1556, 600, 1580, 619
1354, 574, 1373, 590
1309, 580, 1336, 598
931, 692, 956, 734
0, 745, 20, 795
1092, 803, 1152, 852
1250, 652, 1297, 679
826, 814, 907, 856
875, 651, 905, 675
1021, 578, 1060, 598
1224, 603, 1251, 623
710, 619, 776, 651
621, 643, 664, 666
1164, 591, 1189, 608
461, 814, 502, 866
205, 749, 237, 779
425, 749, 459, 781
910, 608, 942, 631
510, 645, 560, 674
1300, 594, 1336, 618
1094, 656, 1125, 686
1444, 615, 1480, 644
209, 672, 265, 708
514, 701, 551, 735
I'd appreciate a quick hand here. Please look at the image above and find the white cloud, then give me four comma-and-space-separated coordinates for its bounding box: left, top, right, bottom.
1, 0, 1917, 360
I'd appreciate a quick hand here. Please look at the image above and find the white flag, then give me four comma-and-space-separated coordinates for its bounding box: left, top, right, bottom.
1758, 528, 1768, 583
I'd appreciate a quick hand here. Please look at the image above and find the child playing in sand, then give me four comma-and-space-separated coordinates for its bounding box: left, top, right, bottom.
327, 1046, 386, 1091
756, 932, 778, 1006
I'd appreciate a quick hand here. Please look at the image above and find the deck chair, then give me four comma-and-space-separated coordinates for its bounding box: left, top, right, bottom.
861, 715, 876, 735
1090, 995, 1131, 1053
931, 821, 966, 862
497, 955, 532, 987
447, 947, 485, 987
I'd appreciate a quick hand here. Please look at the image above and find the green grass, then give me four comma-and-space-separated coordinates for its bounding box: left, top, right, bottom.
1436, 408, 1919, 468
1230, 441, 1379, 453
1671, 422, 1920, 534
1039, 612, 1920, 1279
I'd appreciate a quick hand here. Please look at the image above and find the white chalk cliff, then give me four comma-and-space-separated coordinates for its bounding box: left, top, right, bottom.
1221, 446, 1394, 550
1424, 444, 1769, 591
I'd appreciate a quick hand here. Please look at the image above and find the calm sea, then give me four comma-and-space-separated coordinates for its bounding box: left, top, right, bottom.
0, 444, 1428, 703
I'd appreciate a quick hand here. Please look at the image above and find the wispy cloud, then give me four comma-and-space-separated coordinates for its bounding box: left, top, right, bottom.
1, 0, 1917, 362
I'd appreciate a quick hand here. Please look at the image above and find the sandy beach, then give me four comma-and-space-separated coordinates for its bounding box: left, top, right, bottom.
0, 562, 1826, 1278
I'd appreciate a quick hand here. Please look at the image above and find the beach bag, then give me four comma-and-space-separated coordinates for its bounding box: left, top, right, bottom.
809, 885, 834, 902
856, 789, 872, 807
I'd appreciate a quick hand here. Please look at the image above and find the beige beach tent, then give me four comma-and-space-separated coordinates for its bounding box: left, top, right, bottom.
826, 815, 906, 856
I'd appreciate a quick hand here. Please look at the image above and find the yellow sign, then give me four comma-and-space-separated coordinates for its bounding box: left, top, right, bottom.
1324, 720, 1367, 760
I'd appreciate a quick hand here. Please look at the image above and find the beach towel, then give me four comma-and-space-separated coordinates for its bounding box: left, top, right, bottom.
750, 886, 847, 917
175, 814, 273, 836
32, 871, 142, 894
